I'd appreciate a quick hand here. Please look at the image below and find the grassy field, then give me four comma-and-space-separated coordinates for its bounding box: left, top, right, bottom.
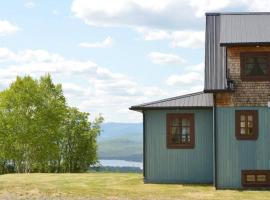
0, 173, 270, 200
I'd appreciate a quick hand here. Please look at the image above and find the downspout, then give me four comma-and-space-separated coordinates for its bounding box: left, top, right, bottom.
213, 94, 218, 188
143, 110, 146, 180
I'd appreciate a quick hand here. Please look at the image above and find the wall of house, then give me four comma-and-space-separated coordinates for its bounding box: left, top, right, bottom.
144, 109, 213, 183
214, 46, 270, 188
216, 107, 270, 188
216, 46, 270, 107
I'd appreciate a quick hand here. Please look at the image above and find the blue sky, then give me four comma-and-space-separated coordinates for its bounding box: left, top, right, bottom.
0, 0, 264, 122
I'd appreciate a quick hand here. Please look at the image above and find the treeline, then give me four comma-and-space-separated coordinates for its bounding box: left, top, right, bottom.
0, 75, 103, 174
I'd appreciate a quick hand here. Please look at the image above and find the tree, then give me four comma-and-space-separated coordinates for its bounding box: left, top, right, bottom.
61, 108, 103, 172
0, 74, 103, 173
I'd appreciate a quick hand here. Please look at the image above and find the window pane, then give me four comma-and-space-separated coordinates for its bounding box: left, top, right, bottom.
248, 121, 253, 128
182, 127, 190, 143
246, 175, 256, 182
182, 118, 190, 126
241, 115, 245, 121
248, 115, 253, 121
172, 118, 180, 126
171, 127, 180, 144
241, 128, 246, 135
257, 175, 267, 182
240, 121, 246, 128
245, 56, 268, 76
247, 128, 253, 135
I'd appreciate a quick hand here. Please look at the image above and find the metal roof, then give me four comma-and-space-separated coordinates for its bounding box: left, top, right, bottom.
204, 12, 270, 91
220, 14, 270, 45
130, 92, 213, 111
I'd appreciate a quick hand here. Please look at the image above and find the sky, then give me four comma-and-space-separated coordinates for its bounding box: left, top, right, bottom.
0, 0, 267, 122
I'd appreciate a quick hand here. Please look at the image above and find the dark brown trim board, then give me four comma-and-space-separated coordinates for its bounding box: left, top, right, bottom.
166, 113, 195, 149
240, 52, 270, 81
235, 110, 258, 140
242, 170, 270, 188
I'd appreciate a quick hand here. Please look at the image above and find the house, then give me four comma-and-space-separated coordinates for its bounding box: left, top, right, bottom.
130, 12, 270, 189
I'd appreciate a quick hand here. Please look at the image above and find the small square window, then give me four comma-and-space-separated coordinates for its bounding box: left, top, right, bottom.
235, 110, 258, 140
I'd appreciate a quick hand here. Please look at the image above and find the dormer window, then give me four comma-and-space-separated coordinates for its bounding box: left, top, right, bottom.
240, 52, 270, 81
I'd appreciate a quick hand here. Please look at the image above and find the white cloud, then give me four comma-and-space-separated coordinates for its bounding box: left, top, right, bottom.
0, 20, 19, 36
186, 62, 204, 72
137, 28, 170, 40
71, 0, 204, 30
25, 0, 35, 8
189, 0, 233, 17
166, 72, 203, 85
0, 47, 169, 122
52, 9, 60, 15
79, 36, 113, 48
70, 0, 249, 30
148, 52, 185, 65
170, 31, 204, 48
138, 28, 204, 48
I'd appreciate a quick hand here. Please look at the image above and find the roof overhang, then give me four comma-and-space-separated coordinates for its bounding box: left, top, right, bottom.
220, 42, 270, 47
129, 92, 214, 111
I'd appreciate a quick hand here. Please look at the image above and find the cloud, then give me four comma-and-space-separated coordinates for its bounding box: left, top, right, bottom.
138, 28, 204, 48
148, 52, 186, 65
0, 20, 19, 36
0, 47, 169, 122
25, 0, 35, 8
137, 28, 170, 40
52, 9, 60, 15
79, 36, 113, 48
71, 0, 205, 30
170, 31, 204, 48
166, 72, 203, 85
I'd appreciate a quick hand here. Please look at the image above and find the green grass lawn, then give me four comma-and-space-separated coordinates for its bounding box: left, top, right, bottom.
0, 173, 270, 200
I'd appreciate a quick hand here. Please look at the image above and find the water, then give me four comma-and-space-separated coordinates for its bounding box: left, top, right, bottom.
99, 159, 143, 169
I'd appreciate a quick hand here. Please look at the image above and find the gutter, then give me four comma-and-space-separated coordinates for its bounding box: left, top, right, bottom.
143, 111, 146, 180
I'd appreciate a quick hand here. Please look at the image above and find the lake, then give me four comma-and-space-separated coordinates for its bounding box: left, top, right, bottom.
99, 159, 143, 169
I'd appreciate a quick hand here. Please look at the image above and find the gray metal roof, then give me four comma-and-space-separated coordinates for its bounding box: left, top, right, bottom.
220, 14, 270, 45
130, 92, 213, 111
204, 12, 270, 91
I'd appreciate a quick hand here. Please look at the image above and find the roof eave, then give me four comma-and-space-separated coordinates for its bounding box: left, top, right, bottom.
220, 42, 270, 47
130, 106, 213, 111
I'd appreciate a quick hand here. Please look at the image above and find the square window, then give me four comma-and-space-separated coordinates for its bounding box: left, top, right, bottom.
246, 175, 256, 182
241, 52, 270, 81
257, 175, 267, 182
167, 114, 194, 149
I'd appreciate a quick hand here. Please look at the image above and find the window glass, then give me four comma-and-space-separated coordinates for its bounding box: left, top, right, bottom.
241, 53, 270, 80
167, 114, 194, 148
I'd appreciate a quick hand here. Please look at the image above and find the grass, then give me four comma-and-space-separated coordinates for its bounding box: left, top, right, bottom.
0, 173, 270, 199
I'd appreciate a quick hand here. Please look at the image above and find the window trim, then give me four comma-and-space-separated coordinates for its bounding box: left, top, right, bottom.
235, 110, 258, 140
242, 170, 270, 188
166, 113, 195, 149
240, 52, 270, 81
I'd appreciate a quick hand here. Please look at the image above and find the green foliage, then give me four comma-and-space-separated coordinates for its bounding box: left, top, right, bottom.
0, 75, 103, 174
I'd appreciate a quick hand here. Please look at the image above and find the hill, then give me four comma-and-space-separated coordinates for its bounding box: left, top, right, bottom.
98, 123, 143, 162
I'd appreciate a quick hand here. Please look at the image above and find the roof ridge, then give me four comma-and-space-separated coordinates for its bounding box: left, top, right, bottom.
131, 91, 205, 108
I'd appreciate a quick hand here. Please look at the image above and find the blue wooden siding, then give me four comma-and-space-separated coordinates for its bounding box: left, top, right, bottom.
144, 109, 213, 183
216, 107, 270, 188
